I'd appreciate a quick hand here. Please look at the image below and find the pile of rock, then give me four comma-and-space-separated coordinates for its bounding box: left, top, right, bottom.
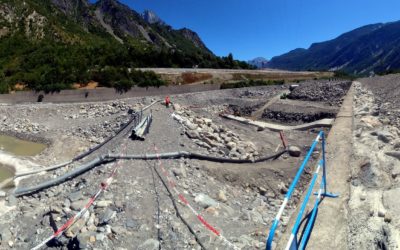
64, 101, 130, 120
0, 117, 48, 134
238, 89, 266, 98
227, 103, 261, 117
173, 105, 259, 160
359, 74, 400, 128
288, 80, 351, 106
69, 114, 130, 144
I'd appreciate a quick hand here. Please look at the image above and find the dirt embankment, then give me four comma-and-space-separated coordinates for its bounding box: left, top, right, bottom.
348, 79, 400, 249
140, 68, 333, 85
287, 80, 352, 106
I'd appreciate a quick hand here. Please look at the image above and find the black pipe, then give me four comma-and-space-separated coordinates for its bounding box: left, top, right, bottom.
14, 150, 287, 197
110, 150, 287, 164
15, 101, 161, 179
72, 113, 138, 161
14, 157, 114, 197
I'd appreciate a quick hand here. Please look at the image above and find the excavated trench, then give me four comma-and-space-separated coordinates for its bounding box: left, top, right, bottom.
224, 80, 350, 126
261, 108, 336, 125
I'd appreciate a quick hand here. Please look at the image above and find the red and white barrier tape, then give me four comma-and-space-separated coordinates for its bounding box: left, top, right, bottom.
279, 131, 288, 149
31, 140, 129, 250
152, 145, 239, 250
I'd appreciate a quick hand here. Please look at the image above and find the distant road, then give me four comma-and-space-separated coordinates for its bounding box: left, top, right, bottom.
0, 83, 221, 104
138, 68, 319, 74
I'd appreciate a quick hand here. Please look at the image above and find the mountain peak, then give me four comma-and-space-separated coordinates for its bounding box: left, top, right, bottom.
142, 10, 165, 25
248, 57, 269, 69
178, 28, 211, 53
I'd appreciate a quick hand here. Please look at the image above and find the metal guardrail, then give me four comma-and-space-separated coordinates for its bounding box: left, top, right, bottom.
266, 131, 338, 250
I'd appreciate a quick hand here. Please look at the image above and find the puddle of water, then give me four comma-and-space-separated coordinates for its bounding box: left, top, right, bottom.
0, 163, 14, 189
0, 134, 46, 186
0, 134, 46, 156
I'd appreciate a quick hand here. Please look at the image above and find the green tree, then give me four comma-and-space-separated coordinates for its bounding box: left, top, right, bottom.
0, 71, 9, 94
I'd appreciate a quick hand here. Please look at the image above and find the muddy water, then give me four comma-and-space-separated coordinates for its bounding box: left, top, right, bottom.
0, 134, 46, 156
0, 163, 14, 188
0, 134, 46, 185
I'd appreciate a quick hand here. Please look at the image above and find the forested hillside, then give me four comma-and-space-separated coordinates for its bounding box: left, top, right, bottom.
0, 0, 252, 93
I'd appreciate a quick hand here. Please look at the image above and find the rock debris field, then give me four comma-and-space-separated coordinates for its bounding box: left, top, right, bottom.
0, 79, 362, 250
348, 76, 400, 249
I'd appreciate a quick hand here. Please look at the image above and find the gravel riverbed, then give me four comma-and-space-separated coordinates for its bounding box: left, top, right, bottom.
0, 82, 349, 249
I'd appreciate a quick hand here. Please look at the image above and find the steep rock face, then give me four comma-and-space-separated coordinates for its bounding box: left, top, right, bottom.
50, 0, 97, 31
92, 0, 209, 51
25, 11, 47, 39
91, 1, 212, 53
0, 3, 15, 38
0, 0, 213, 55
178, 28, 211, 52
51, 0, 88, 16
0, 2, 47, 39
142, 10, 165, 25
0, 3, 16, 23
95, 0, 147, 40
268, 21, 400, 75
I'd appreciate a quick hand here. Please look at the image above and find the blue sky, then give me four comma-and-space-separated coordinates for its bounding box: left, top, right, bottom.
93, 0, 400, 61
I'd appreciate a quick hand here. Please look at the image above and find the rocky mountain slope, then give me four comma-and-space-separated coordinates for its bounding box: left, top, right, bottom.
142, 9, 165, 25
267, 21, 400, 75
0, 0, 251, 93
0, 0, 211, 55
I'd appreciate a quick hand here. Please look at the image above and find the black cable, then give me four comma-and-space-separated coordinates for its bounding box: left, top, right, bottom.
148, 160, 207, 250
146, 161, 162, 249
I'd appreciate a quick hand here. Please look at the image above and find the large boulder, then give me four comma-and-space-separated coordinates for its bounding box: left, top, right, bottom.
194, 193, 218, 208
288, 145, 301, 157
377, 131, 394, 143
385, 151, 400, 160
186, 130, 200, 139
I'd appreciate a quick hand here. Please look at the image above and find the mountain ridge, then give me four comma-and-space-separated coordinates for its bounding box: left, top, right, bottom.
267, 21, 400, 75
